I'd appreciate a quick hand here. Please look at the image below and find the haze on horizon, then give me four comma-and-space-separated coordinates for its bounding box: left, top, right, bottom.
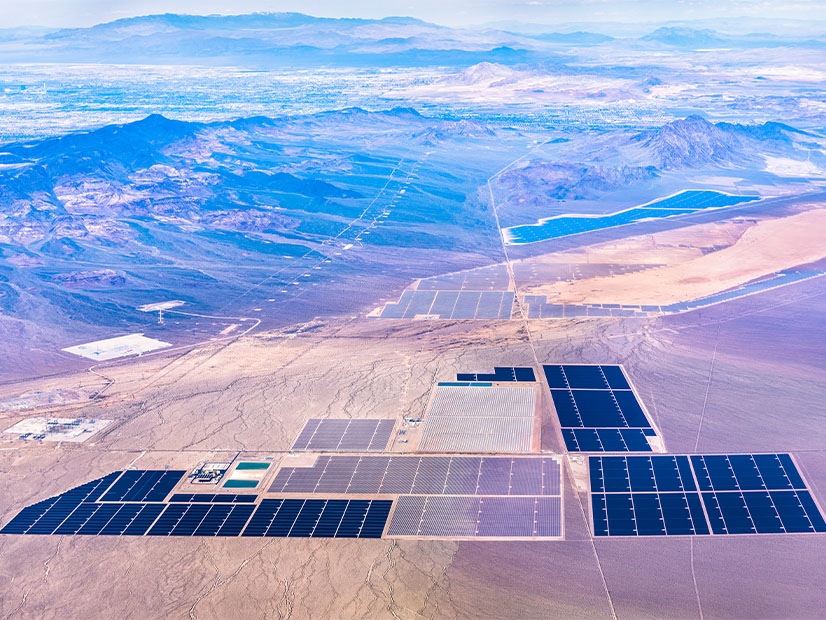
5, 0, 826, 32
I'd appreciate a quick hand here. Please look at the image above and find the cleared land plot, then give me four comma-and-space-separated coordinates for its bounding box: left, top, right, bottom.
590, 454, 826, 536
3, 417, 111, 442
386, 495, 561, 538
527, 209, 826, 306
269, 455, 561, 496
291, 418, 395, 452
62, 333, 171, 361
503, 190, 758, 245
417, 385, 538, 452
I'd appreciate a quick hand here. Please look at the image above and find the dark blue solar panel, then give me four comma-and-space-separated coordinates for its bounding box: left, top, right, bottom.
600, 366, 630, 390
267, 499, 303, 536
360, 501, 392, 538
456, 373, 475, 381
642, 428, 657, 436
146, 504, 189, 536
53, 503, 99, 535
652, 456, 684, 492
549, 390, 582, 427
336, 500, 369, 538
620, 429, 652, 452
562, 428, 578, 451
574, 429, 603, 451
686, 493, 709, 535
122, 504, 164, 535
170, 494, 194, 503
170, 505, 210, 536
626, 457, 656, 492
289, 500, 326, 537
709, 492, 756, 534
561, 365, 608, 389
514, 367, 536, 382
592, 495, 608, 536
101, 470, 142, 502
631, 494, 665, 535
123, 471, 163, 502
77, 503, 121, 535
605, 493, 636, 535
312, 500, 348, 537
572, 390, 624, 427
100, 504, 144, 535
596, 429, 626, 452
242, 499, 282, 537
612, 391, 650, 427
659, 493, 695, 535
0, 498, 60, 534
144, 471, 186, 502
217, 504, 255, 536
601, 457, 631, 493
543, 365, 568, 389
589, 457, 604, 493
194, 505, 233, 536
777, 454, 807, 489
796, 491, 826, 532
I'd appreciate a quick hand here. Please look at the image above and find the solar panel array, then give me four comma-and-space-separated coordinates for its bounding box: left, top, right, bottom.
503, 191, 759, 245
418, 385, 537, 452
0, 470, 184, 536
386, 495, 562, 538
456, 366, 536, 382
0, 470, 394, 539
590, 454, 826, 536
270, 455, 561, 496
169, 493, 258, 503
291, 419, 395, 452
378, 290, 514, 319
242, 498, 391, 538
544, 364, 656, 453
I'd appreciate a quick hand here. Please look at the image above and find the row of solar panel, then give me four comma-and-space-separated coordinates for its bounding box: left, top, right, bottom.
455, 367, 536, 382
592, 490, 826, 536
290, 418, 395, 452
549, 389, 649, 429
242, 499, 391, 538
562, 428, 653, 453
386, 495, 562, 538
589, 454, 806, 494
169, 493, 258, 503
0, 473, 393, 539
590, 454, 826, 536
270, 455, 561, 496
379, 290, 514, 320
100, 470, 186, 503
504, 191, 758, 245
543, 364, 631, 391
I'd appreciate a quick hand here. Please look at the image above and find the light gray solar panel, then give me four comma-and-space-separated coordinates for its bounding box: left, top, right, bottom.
385, 496, 426, 536
367, 420, 395, 451
347, 457, 391, 493
418, 496, 478, 537
477, 496, 534, 537
534, 497, 562, 537
429, 291, 460, 317
380, 290, 414, 318
478, 458, 512, 495
269, 468, 294, 493
411, 458, 450, 494
417, 417, 534, 452
498, 292, 515, 319
379, 457, 419, 494
314, 456, 359, 493
291, 419, 395, 452
444, 457, 481, 494
451, 291, 481, 318
427, 386, 536, 418
476, 291, 504, 319
542, 458, 562, 495
403, 290, 437, 318
510, 458, 543, 495
290, 419, 321, 450
386, 495, 563, 538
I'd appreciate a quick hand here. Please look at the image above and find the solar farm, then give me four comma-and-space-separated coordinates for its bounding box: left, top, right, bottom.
374, 289, 515, 319
503, 190, 760, 245
1, 363, 823, 545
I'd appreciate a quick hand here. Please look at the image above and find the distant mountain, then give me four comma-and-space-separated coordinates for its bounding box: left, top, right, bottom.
530, 31, 614, 45
0, 12, 553, 67
639, 26, 826, 49
495, 116, 824, 206
0, 108, 506, 365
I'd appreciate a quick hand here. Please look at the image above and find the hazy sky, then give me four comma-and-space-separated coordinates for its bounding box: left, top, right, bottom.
5, 0, 826, 29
